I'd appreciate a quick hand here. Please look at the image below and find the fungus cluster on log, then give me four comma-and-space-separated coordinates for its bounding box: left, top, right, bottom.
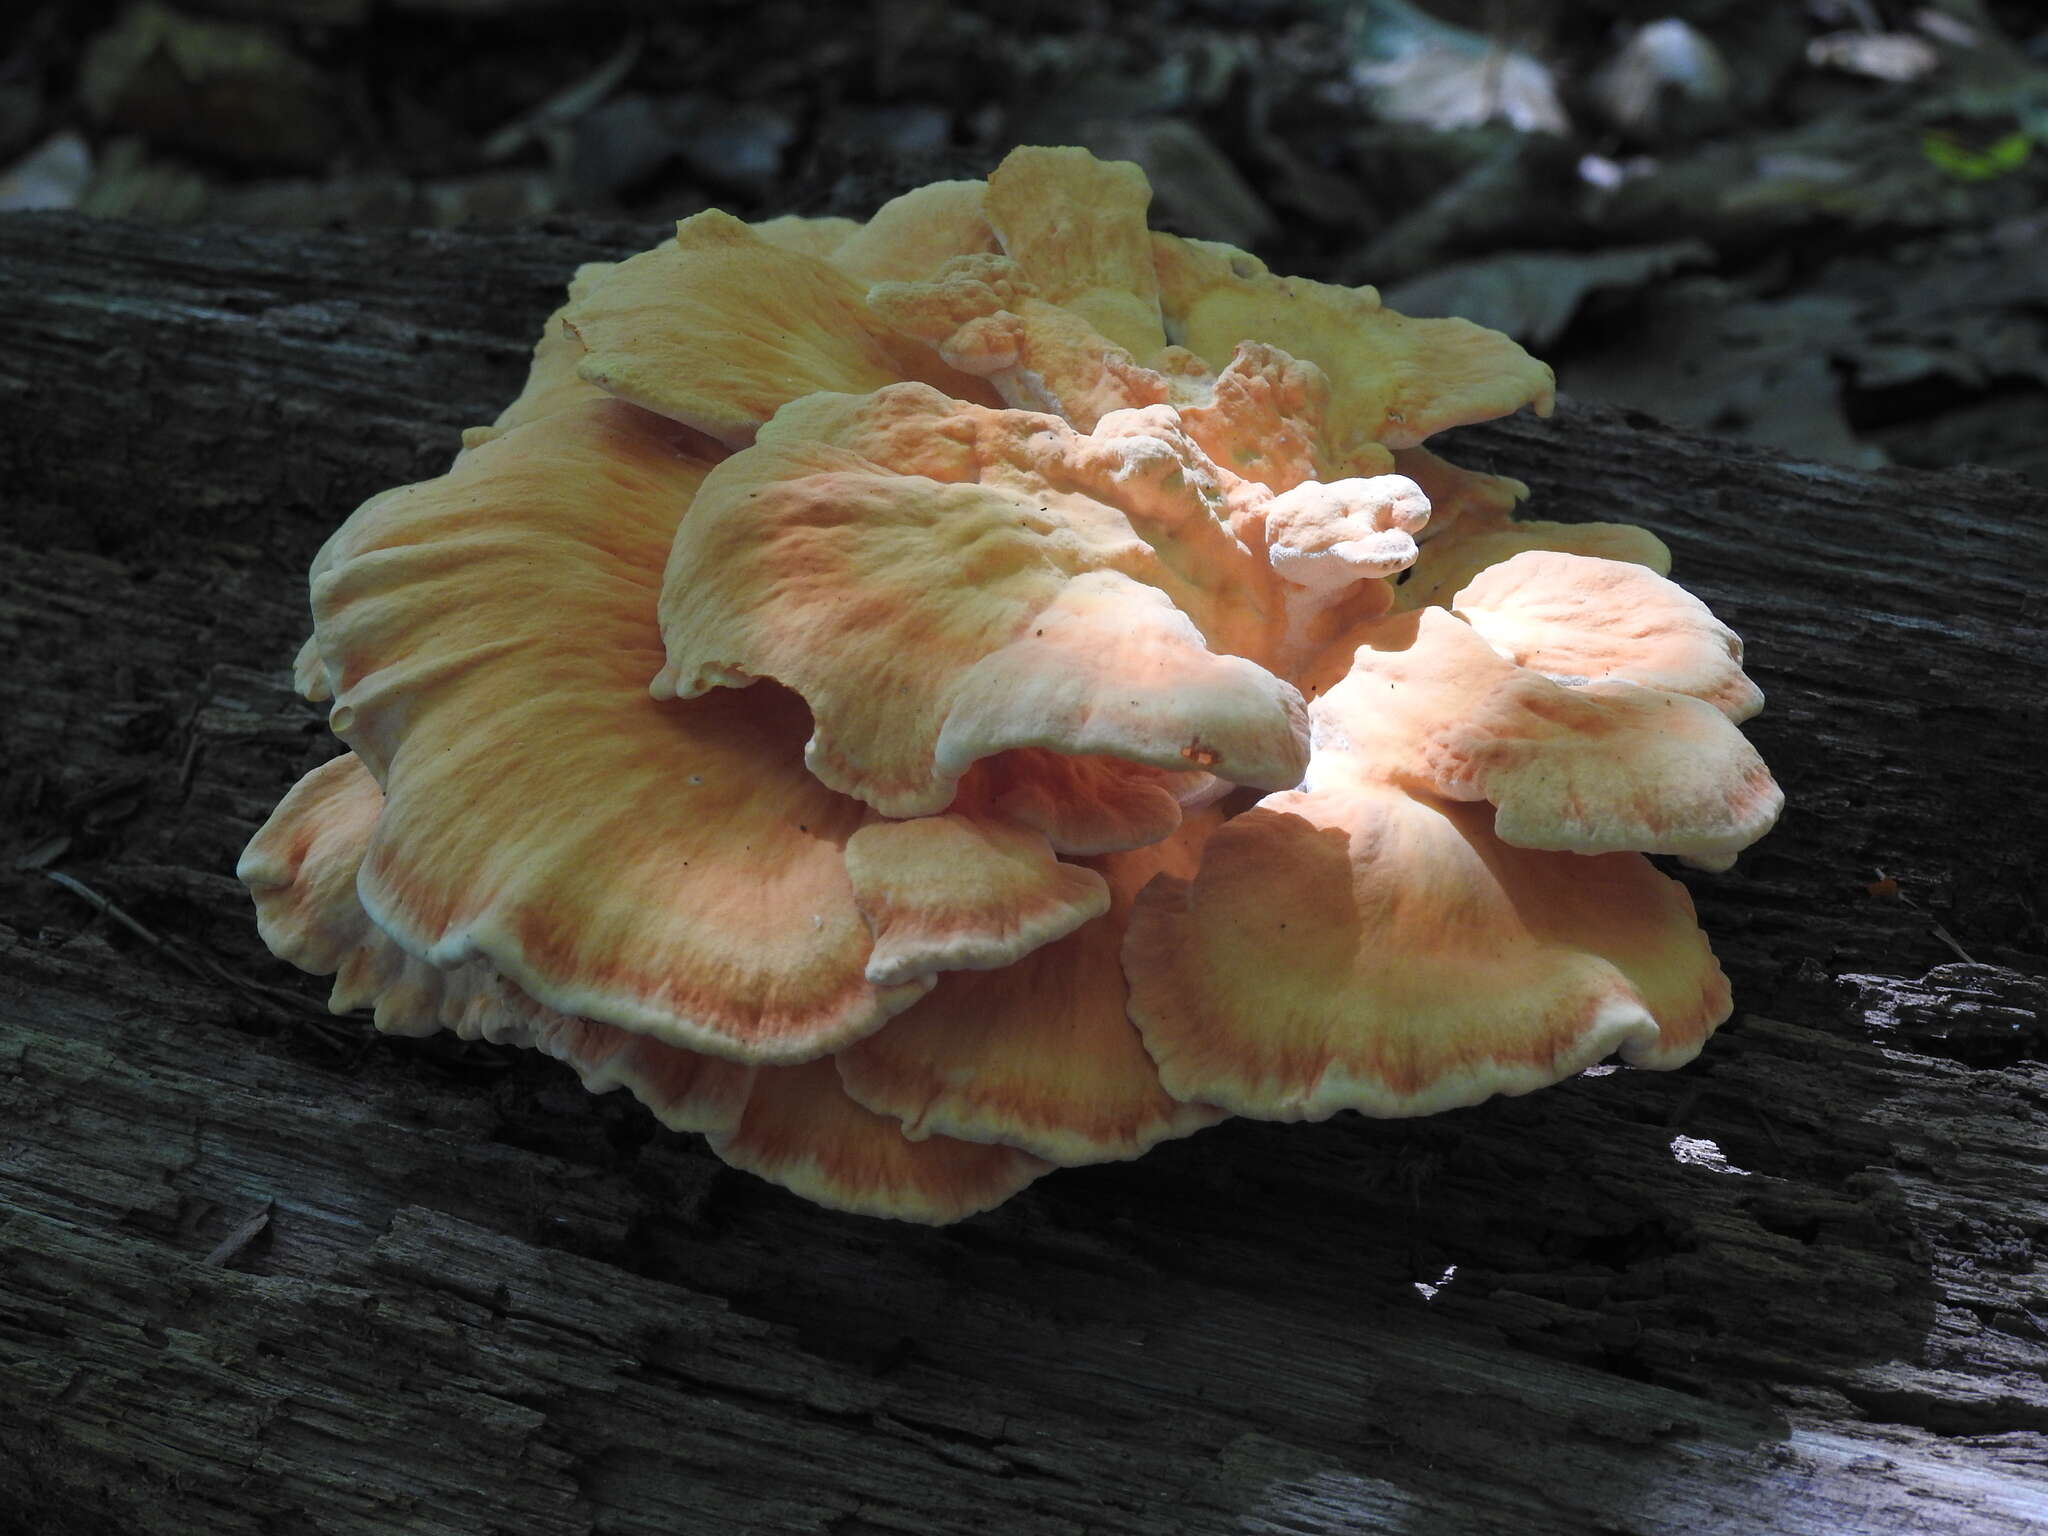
241, 147, 1782, 1222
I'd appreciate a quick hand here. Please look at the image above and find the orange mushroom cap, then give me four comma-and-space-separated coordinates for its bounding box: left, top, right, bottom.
837, 811, 1228, 1164
953, 749, 1204, 857
1327, 605, 1782, 869
844, 810, 1111, 988
1388, 446, 1673, 613
1453, 549, 1766, 721
246, 145, 1781, 1222
1124, 784, 1729, 1120
303, 396, 927, 1062
1121, 552, 1777, 1118
239, 751, 760, 1130
708, 1058, 1051, 1224
1167, 341, 1346, 493
868, 251, 1173, 431
462, 261, 618, 453
1393, 442, 1529, 543
241, 750, 387, 984
652, 383, 1311, 817
241, 750, 1046, 1222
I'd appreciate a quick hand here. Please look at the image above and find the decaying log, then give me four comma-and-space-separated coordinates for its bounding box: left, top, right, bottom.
2, 210, 2045, 1536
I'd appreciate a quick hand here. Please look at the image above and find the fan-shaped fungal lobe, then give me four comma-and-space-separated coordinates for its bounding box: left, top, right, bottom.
651, 384, 1313, 816
244, 145, 1780, 1221
305, 398, 925, 1062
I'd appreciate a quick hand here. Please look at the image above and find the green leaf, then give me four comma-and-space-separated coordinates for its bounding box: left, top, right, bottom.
1921, 130, 2034, 183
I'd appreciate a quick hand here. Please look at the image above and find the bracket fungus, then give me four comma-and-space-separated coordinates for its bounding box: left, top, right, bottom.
243, 146, 1782, 1222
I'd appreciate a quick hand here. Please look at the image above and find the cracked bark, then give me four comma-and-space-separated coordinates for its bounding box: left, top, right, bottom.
2, 210, 2045, 1536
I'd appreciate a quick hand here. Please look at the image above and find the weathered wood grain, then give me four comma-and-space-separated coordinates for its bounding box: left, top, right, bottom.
2, 210, 2045, 1536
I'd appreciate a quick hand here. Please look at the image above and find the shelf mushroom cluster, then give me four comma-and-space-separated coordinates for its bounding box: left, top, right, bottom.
241, 146, 1782, 1222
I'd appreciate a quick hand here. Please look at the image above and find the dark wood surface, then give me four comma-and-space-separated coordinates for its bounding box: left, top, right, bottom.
3, 209, 2045, 1535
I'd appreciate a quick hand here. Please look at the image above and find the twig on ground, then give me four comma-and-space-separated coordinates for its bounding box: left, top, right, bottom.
42, 869, 359, 1049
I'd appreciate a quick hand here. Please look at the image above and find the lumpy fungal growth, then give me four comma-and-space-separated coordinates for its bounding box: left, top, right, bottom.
241, 146, 1782, 1222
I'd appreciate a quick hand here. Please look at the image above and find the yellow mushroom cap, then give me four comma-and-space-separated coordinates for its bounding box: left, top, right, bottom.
826, 178, 999, 285
1152, 231, 1557, 458
749, 212, 863, 262
561, 209, 997, 447
982, 145, 1167, 362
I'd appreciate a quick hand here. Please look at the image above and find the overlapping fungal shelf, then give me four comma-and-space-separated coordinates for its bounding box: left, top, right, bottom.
242, 147, 1782, 1222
